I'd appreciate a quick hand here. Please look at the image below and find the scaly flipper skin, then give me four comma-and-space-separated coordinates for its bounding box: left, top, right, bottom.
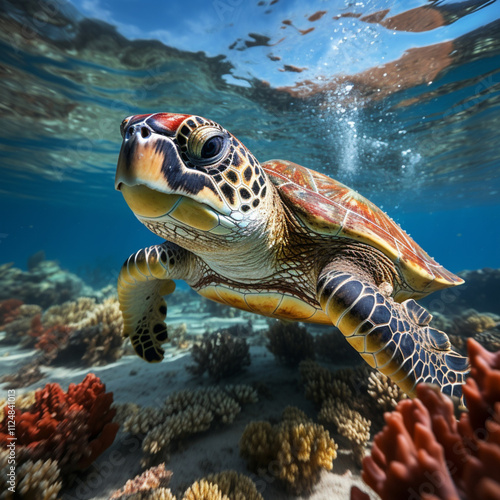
317, 266, 470, 399
117, 242, 192, 362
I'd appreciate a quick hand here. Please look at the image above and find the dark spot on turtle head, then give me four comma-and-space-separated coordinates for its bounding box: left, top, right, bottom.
251, 180, 260, 195
243, 166, 252, 182
241, 205, 250, 212
220, 183, 235, 205
239, 187, 251, 200
232, 154, 242, 168
160, 252, 167, 263
260, 186, 267, 198
159, 305, 167, 315
187, 119, 196, 127
226, 170, 238, 183
252, 198, 260, 208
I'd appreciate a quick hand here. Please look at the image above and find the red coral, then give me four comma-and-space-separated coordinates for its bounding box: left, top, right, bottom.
0, 298, 23, 327
28, 314, 72, 354
355, 339, 500, 500
0, 373, 119, 473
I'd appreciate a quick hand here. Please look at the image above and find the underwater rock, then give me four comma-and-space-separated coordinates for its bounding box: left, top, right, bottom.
117, 385, 258, 466
357, 339, 500, 500
265, 321, 315, 366
239, 406, 337, 494
0, 373, 119, 474
187, 331, 250, 381
0, 301, 42, 346
0, 261, 98, 308
0, 360, 44, 389
27, 250, 46, 272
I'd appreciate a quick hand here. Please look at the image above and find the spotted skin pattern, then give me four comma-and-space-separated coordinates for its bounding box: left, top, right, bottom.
115, 112, 470, 400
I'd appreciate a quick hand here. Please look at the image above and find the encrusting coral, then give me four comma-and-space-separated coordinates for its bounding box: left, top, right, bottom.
239, 406, 337, 494
0, 373, 119, 475
0, 450, 62, 500
117, 385, 258, 464
353, 339, 500, 500
265, 321, 315, 366
187, 331, 250, 380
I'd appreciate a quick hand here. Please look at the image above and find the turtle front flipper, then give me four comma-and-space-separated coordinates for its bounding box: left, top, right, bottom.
316, 267, 469, 399
118, 242, 191, 362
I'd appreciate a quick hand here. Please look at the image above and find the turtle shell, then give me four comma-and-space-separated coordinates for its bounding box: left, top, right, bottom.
263, 159, 463, 300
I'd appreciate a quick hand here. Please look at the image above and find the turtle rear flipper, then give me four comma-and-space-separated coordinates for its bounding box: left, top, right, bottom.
117, 243, 190, 362
317, 268, 470, 399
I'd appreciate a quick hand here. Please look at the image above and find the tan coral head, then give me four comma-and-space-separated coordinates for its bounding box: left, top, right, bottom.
115, 112, 270, 235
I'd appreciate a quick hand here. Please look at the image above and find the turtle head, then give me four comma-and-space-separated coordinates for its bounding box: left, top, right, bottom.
115, 113, 271, 246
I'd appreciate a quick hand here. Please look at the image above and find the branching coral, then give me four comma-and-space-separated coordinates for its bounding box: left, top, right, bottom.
0, 373, 119, 474
187, 331, 250, 380
366, 371, 407, 412
0, 299, 23, 327
118, 385, 258, 464
182, 480, 229, 500
239, 407, 337, 494
357, 339, 500, 500
204, 470, 264, 500
0, 450, 62, 500
266, 321, 315, 366
318, 398, 371, 466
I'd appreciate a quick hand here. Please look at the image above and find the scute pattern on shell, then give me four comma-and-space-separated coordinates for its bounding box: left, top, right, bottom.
263, 159, 462, 297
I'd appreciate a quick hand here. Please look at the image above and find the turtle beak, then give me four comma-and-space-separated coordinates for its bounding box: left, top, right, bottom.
115, 113, 229, 218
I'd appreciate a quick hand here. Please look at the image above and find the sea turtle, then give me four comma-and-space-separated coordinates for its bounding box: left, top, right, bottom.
115, 112, 469, 399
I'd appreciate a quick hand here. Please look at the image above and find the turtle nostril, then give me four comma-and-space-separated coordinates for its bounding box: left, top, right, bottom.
140, 126, 151, 139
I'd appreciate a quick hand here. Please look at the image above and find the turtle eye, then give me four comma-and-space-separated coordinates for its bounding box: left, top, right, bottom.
187, 126, 229, 166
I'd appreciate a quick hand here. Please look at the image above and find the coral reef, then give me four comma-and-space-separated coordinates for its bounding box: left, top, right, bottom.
111, 468, 263, 500
0, 373, 119, 474
27, 314, 72, 355
449, 308, 500, 337
204, 470, 263, 500
182, 480, 229, 500
366, 371, 407, 413
110, 464, 173, 499
318, 398, 371, 466
313, 329, 362, 365
357, 339, 500, 500
0, 260, 97, 308
0, 450, 62, 500
266, 321, 315, 366
117, 385, 258, 465
0, 360, 44, 388
0, 299, 23, 327
239, 406, 337, 494
187, 331, 250, 380
1, 303, 42, 345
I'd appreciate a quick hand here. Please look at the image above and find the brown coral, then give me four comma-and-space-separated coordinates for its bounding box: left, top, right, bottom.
204, 470, 263, 500
182, 480, 229, 500
239, 407, 337, 494
0, 451, 62, 500
188, 331, 250, 380
266, 321, 315, 366
119, 385, 258, 464
318, 398, 371, 466
366, 371, 407, 412
358, 339, 500, 500
450, 308, 500, 337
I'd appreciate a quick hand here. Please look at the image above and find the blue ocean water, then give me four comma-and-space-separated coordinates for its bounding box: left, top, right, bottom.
1, 2, 500, 499
0, 0, 499, 281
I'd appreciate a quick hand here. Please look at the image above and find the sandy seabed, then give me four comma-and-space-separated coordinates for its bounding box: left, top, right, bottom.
0, 302, 379, 500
